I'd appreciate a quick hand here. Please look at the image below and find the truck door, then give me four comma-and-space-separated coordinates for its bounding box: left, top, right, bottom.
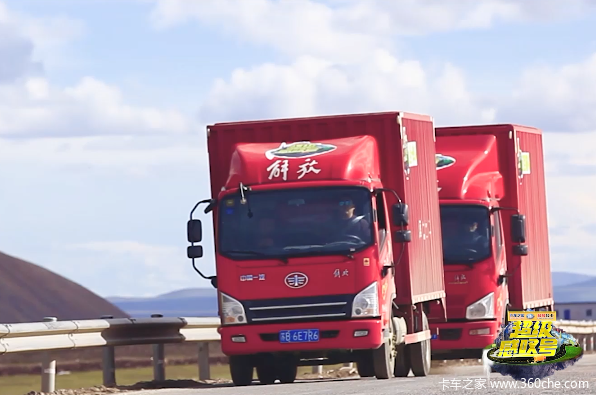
374, 191, 394, 314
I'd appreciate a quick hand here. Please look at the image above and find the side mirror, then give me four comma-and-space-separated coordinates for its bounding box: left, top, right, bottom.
392, 203, 409, 226
204, 199, 217, 214
511, 214, 526, 243
394, 230, 412, 243
187, 219, 203, 243
513, 244, 528, 256
187, 245, 204, 259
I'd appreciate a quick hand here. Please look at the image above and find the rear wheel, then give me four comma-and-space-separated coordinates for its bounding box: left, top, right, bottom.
409, 311, 431, 377
229, 355, 254, 386
373, 314, 397, 379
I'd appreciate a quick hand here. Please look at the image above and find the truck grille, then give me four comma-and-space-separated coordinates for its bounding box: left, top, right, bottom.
242, 294, 354, 324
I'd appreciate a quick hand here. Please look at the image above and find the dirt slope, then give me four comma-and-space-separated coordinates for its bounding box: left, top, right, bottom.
0, 251, 128, 323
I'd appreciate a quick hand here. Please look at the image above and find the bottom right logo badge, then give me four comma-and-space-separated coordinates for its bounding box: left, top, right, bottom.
482, 310, 583, 381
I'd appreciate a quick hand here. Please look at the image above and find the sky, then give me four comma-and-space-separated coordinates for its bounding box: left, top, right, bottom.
1, 0, 596, 298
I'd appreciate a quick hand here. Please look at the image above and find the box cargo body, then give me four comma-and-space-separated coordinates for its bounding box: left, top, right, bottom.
206, 111, 445, 305
435, 124, 553, 310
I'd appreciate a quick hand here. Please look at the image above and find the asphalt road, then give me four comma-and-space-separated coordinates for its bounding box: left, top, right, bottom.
128, 353, 596, 395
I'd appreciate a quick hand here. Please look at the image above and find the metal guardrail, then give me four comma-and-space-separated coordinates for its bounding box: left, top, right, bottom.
0, 315, 220, 392
0, 317, 594, 393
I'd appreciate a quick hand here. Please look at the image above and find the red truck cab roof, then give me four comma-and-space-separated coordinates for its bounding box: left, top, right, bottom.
224, 136, 381, 191
435, 134, 504, 202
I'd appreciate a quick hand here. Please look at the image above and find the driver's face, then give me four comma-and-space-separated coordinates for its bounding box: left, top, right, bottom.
340, 201, 355, 218
468, 222, 478, 232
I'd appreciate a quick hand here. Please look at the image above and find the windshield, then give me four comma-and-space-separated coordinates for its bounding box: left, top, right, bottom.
218, 186, 374, 260
440, 205, 491, 264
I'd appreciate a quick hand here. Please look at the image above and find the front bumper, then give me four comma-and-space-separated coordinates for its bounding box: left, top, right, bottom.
219, 319, 383, 355
430, 320, 499, 357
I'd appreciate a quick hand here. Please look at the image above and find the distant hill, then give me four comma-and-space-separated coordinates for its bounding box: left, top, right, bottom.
107, 287, 218, 318
553, 278, 596, 303
0, 251, 128, 323
551, 271, 596, 287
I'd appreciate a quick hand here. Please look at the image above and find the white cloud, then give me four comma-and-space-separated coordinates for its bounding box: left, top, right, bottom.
199, 52, 496, 126
501, 53, 596, 132
0, 134, 207, 177
0, 2, 195, 138
149, 0, 596, 61
0, 1, 83, 70
0, 76, 195, 138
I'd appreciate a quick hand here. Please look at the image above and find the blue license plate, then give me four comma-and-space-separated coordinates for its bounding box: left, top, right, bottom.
279, 329, 320, 343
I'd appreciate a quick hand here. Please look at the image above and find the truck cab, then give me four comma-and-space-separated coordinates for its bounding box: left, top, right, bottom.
430, 133, 528, 359
186, 111, 446, 386
188, 136, 409, 384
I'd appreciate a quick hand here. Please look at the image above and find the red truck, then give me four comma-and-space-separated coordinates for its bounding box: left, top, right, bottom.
186, 111, 447, 385
428, 123, 554, 360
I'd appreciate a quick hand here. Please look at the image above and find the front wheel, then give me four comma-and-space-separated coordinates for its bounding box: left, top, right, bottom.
373, 315, 397, 379
229, 355, 254, 386
356, 350, 375, 377
256, 354, 276, 385
409, 311, 431, 377
276, 356, 298, 384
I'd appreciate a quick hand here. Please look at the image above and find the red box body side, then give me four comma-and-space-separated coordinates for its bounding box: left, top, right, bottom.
435, 124, 553, 310
206, 111, 445, 305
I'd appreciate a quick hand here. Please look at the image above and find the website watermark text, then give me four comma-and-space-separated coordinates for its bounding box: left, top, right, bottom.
441, 377, 590, 390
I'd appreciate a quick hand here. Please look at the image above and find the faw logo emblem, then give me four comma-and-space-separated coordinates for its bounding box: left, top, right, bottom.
436, 154, 456, 170
284, 272, 308, 289
265, 141, 337, 160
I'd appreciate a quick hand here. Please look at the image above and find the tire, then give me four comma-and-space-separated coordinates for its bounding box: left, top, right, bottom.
356, 351, 375, 377
373, 314, 396, 379
409, 311, 431, 377
229, 355, 254, 386
256, 354, 276, 385
276, 356, 298, 384
393, 344, 411, 377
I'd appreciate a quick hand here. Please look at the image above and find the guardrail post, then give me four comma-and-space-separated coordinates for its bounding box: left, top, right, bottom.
41, 317, 57, 393
198, 342, 210, 380
312, 365, 322, 374
151, 314, 166, 381
100, 315, 117, 387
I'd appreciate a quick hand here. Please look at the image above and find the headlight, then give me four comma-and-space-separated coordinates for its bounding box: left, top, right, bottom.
466, 292, 495, 320
352, 282, 379, 318
220, 292, 247, 325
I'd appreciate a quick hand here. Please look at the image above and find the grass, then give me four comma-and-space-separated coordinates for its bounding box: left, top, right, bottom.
0, 363, 343, 395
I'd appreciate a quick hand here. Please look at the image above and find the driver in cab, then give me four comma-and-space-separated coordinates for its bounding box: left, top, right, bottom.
462, 219, 489, 250
337, 198, 370, 242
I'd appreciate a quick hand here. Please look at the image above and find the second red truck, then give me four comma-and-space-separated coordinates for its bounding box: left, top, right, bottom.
429, 123, 553, 360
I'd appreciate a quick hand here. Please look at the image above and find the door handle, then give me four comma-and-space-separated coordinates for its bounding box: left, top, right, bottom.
382, 262, 395, 277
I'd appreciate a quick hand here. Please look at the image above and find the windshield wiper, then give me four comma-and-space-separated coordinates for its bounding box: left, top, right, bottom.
225, 250, 288, 264
284, 245, 325, 250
